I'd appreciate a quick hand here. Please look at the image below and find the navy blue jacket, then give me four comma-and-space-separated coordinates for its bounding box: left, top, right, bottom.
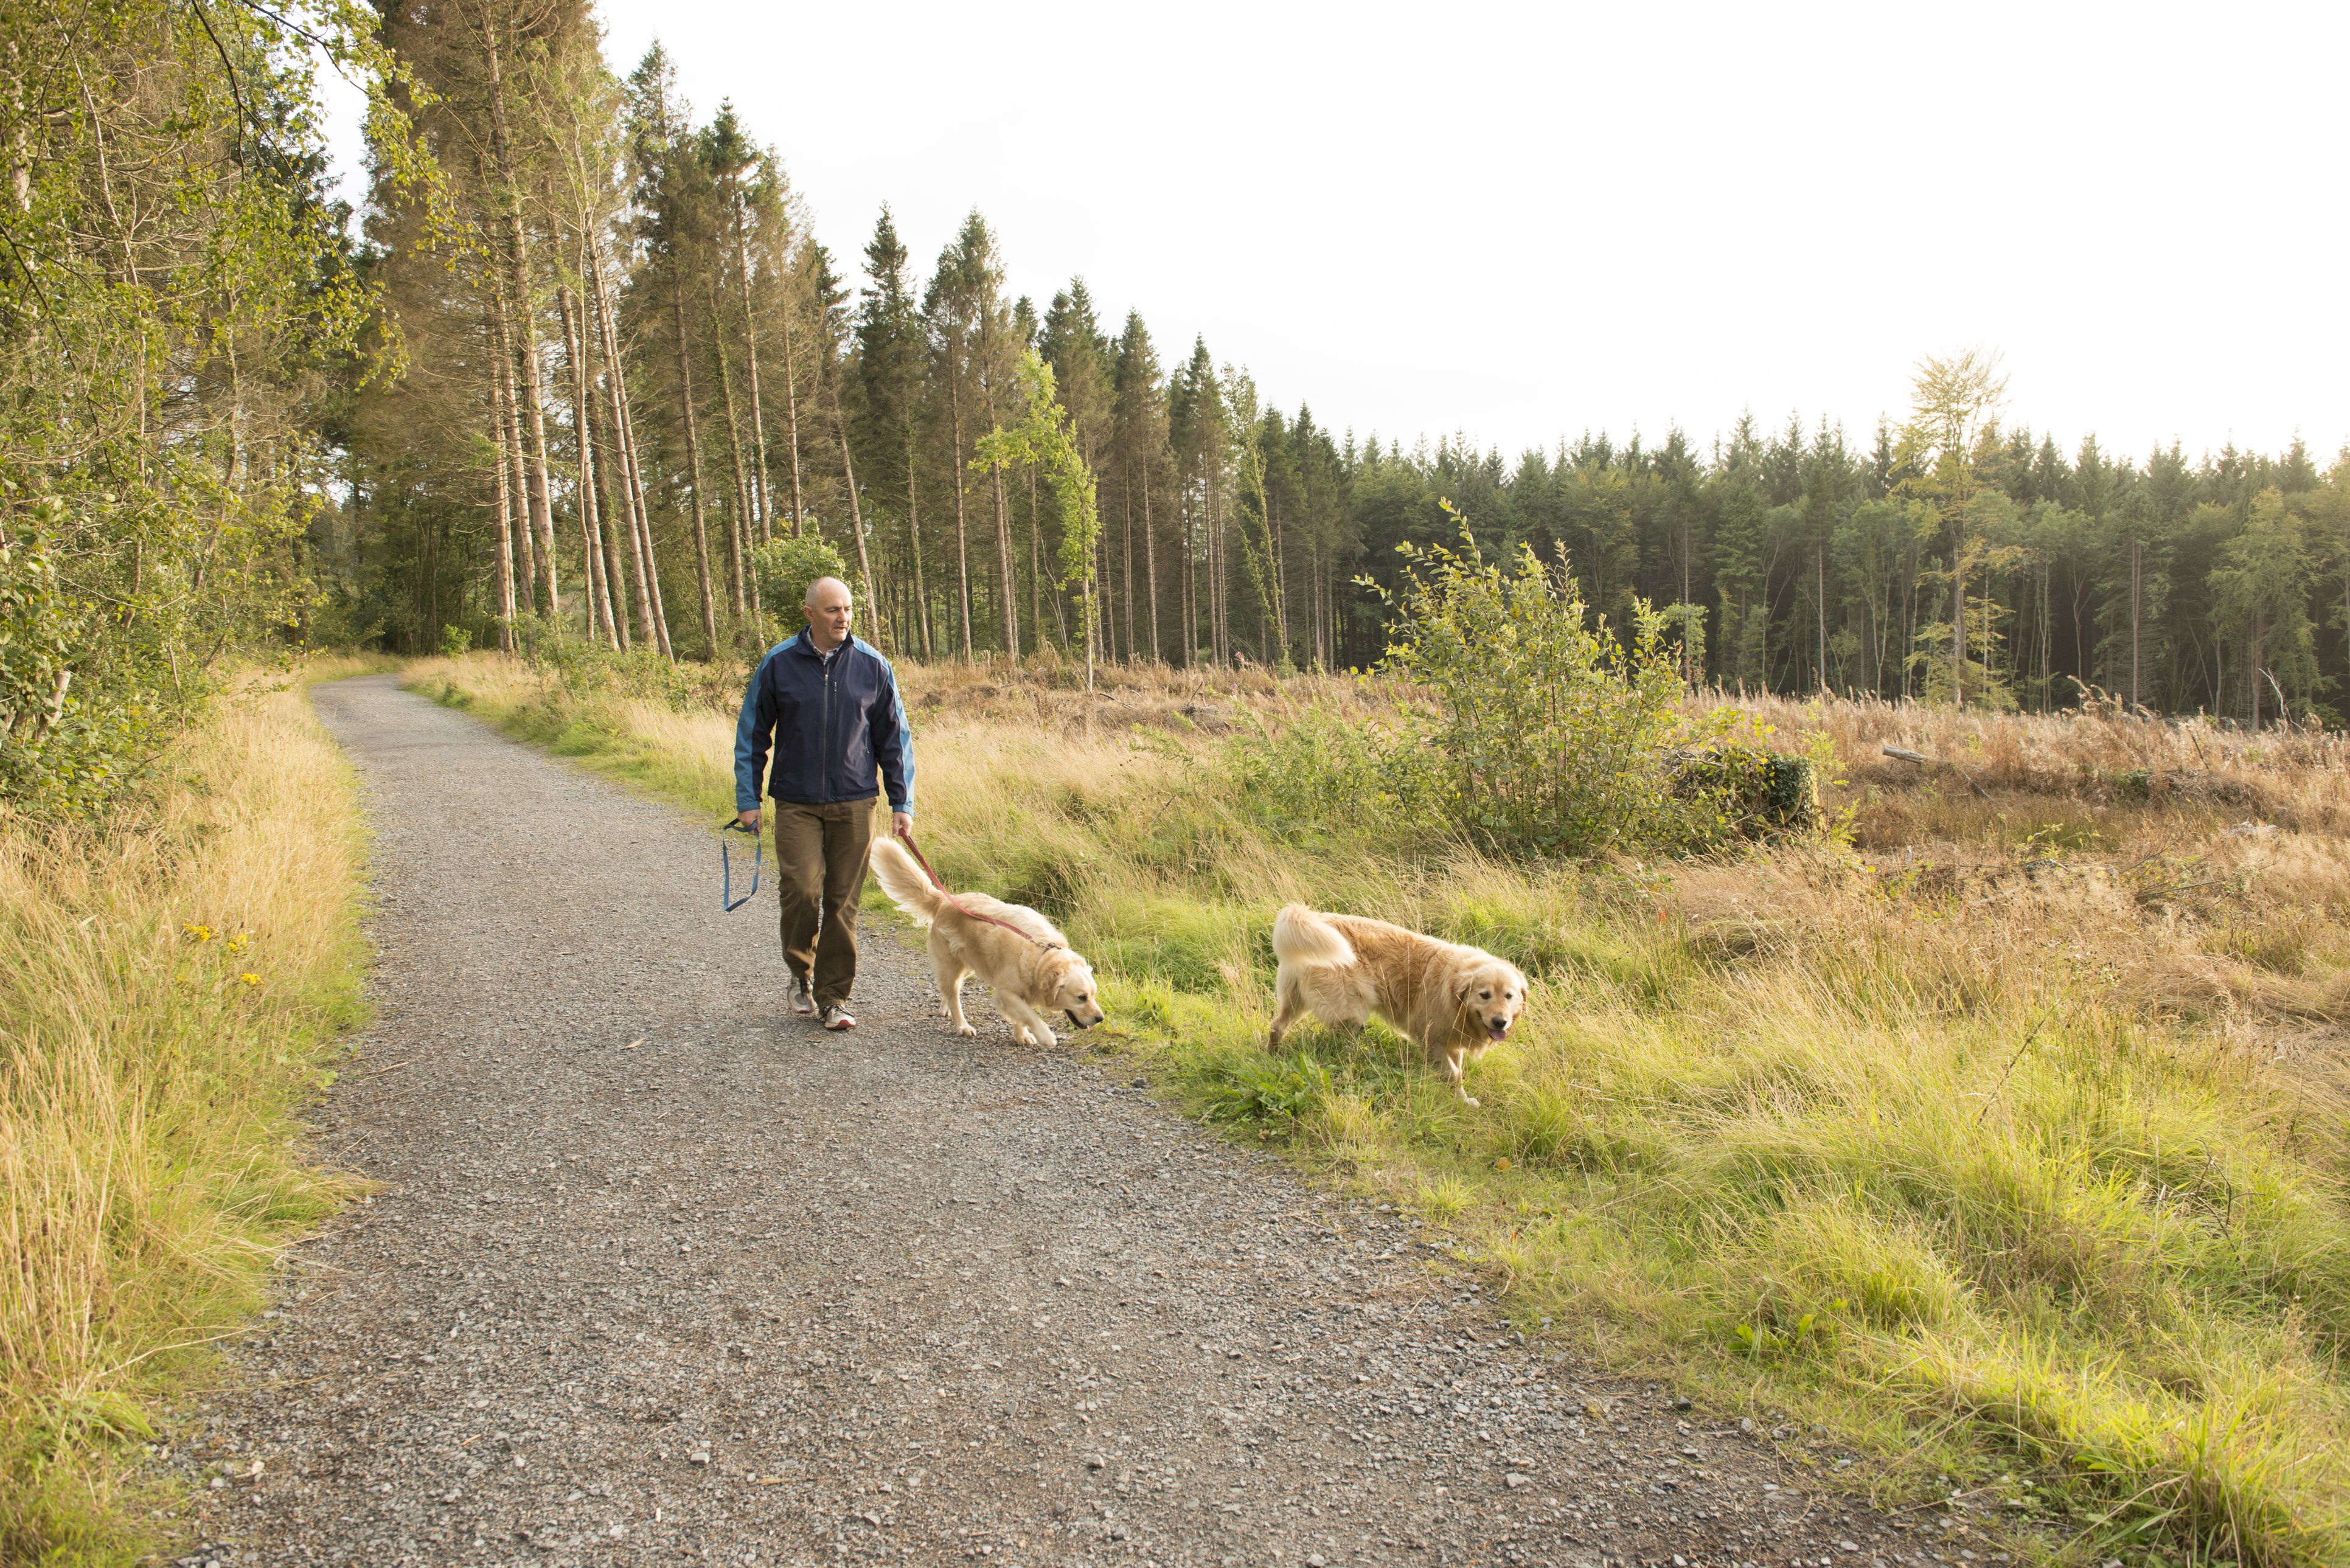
733, 633, 915, 816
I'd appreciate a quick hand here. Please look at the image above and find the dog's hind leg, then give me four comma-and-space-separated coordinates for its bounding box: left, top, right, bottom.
1267, 967, 1306, 1052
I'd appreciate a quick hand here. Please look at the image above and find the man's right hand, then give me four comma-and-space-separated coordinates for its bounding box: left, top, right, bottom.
736, 808, 760, 831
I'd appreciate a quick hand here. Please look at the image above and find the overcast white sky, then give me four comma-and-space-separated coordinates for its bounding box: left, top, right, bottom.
324, 1, 2349, 467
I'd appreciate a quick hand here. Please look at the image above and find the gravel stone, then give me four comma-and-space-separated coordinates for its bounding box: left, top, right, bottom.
169, 676, 1927, 1568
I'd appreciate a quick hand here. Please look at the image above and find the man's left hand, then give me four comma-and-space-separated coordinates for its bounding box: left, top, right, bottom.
891, 811, 913, 841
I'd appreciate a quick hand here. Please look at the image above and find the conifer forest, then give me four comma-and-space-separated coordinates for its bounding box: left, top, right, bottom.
9, 0, 2350, 814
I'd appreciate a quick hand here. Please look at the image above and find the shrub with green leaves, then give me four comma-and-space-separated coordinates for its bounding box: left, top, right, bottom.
1671, 744, 1822, 837
1229, 705, 1441, 839
748, 536, 852, 645
1372, 527, 1744, 856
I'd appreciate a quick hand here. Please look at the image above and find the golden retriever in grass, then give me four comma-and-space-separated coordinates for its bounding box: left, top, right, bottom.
869, 838, 1107, 1047
1269, 905, 1529, 1105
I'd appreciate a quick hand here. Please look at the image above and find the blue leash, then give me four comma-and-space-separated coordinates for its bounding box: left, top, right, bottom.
720, 820, 762, 911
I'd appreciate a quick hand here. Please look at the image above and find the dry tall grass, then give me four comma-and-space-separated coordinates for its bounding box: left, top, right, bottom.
0, 661, 378, 1561
416, 652, 2350, 1568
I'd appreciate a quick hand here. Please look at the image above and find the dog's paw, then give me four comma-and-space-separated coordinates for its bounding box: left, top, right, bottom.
1459, 1092, 1481, 1108
954, 1022, 978, 1038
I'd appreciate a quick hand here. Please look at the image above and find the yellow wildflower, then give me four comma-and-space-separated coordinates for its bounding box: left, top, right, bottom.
239, 973, 262, 987
184, 923, 214, 942
227, 932, 249, 956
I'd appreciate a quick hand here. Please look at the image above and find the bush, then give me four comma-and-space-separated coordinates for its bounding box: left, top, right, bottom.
1374, 527, 1743, 856
748, 535, 850, 643
1229, 706, 1440, 838
1671, 745, 1821, 838
1, 519, 191, 819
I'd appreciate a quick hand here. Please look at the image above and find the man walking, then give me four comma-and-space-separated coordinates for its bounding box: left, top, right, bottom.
734, 576, 914, 1031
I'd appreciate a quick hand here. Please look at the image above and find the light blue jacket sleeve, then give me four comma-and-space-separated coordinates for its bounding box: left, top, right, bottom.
870, 653, 915, 816
734, 646, 782, 813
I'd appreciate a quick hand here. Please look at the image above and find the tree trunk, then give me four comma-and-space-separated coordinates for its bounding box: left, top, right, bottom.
1950, 517, 1967, 706
1122, 452, 1136, 662
587, 244, 665, 656
2131, 535, 2144, 711
948, 372, 973, 659
904, 409, 933, 659
484, 29, 558, 625
774, 248, 807, 538
1269, 491, 1289, 662
493, 299, 536, 615
1181, 470, 1197, 667
992, 462, 1018, 657
729, 190, 774, 542
669, 272, 720, 654
556, 285, 617, 647
1027, 466, 1043, 650
579, 283, 632, 651
824, 363, 880, 642
1211, 463, 1228, 665
2250, 616, 2264, 728
488, 379, 518, 649
1814, 543, 1826, 692
709, 291, 753, 622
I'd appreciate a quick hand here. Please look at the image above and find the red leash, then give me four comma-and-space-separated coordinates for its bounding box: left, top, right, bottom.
892, 829, 1065, 952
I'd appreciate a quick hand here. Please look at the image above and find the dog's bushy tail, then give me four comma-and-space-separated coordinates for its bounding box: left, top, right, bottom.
1272, 904, 1354, 967
868, 837, 947, 926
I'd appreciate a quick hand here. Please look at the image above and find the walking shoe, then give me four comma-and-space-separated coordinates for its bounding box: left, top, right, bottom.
819, 1003, 857, 1032
790, 976, 815, 1016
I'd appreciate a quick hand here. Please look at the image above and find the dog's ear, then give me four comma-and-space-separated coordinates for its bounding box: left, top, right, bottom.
1038, 948, 1082, 995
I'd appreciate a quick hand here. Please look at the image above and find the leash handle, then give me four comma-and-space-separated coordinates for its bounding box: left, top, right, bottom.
721, 820, 761, 912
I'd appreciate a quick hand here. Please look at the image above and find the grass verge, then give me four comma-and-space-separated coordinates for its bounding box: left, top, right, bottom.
408, 652, 2350, 1568
1, 656, 388, 1563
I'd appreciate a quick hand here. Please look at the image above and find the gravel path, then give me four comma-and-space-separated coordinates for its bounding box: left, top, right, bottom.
171, 675, 1950, 1568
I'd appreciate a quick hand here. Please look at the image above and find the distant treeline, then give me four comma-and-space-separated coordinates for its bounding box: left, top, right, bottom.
333, 0, 2347, 726
10, 2, 2348, 823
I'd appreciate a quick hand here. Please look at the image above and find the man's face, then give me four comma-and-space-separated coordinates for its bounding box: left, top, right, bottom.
804, 584, 853, 647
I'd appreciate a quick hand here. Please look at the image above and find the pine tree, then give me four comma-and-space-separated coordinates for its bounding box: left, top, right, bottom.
1042, 285, 1113, 654
1900, 351, 2009, 704
627, 45, 720, 654
923, 213, 1011, 657
1169, 339, 1228, 665
2209, 489, 2315, 725
855, 208, 931, 657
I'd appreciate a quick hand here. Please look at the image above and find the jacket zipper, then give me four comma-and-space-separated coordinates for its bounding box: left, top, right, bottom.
818, 639, 836, 802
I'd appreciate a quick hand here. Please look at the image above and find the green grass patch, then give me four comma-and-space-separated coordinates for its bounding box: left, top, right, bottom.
418, 653, 2350, 1568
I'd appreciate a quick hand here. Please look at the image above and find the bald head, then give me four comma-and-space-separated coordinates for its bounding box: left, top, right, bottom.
802, 575, 853, 651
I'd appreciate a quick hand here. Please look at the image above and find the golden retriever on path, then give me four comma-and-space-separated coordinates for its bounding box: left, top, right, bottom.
1269, 906, 1529, 1105
869, 838, 1107, 1047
